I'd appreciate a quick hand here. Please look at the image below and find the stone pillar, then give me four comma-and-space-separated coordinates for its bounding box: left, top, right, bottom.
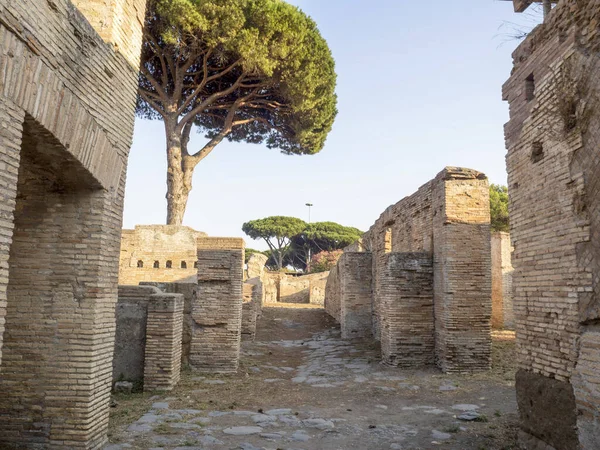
339, 252, 373, 339
0, 98, 24, 366
380, 253, 434, 367
432, 169, 492, 372
191, 238, 244, 373
144, 293, 184, 391
491, 232, 514, 330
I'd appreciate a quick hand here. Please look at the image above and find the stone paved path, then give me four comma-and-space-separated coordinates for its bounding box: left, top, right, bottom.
106, 306, 518, 450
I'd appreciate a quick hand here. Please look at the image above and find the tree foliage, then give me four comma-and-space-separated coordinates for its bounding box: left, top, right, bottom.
309, 249, 343, 273
242, 216, 306, 270
138, 0, 338, 224
490, 184, 510, 233
288, 221, 363, 270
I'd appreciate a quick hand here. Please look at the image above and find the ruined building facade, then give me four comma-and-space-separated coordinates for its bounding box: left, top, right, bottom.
503, 0, 600, 447
0, 0, 146, 447
325, 167, 492, 372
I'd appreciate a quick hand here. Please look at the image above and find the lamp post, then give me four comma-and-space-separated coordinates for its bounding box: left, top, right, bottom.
305, 203, 313, 272
305, 203, 313, 224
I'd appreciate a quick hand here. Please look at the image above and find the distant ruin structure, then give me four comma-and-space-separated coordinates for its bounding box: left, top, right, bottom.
503, 0, 600, 447
325, 167, 492, 373
119, 225, 207, 285
0, 0, 147, 447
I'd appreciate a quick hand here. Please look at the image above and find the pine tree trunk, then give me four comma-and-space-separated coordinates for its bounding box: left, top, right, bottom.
165, 129, 191, 226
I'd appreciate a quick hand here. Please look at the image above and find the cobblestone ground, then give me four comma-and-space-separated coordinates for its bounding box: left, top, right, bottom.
106, 305, 518, 450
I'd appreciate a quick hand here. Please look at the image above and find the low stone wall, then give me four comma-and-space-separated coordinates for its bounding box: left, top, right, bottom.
191, 238, 244, 373
491, 232, 514, 330
264, 272, 329, 304
113, 286, 184, 392
139, 282, 197, 367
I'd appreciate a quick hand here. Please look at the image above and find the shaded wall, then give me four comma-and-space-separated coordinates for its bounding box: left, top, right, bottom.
0, 0, 146, 447
503, 2, 600, 446
491, 232, 514, 330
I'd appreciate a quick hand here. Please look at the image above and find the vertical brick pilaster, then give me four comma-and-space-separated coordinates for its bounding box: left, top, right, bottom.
144, 293, 184, 391
0, 97, 24, 366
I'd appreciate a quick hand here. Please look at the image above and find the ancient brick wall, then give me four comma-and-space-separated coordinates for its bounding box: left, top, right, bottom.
113, 286, 184, 392
191, 238, 244, 373
380, 253, 434, 367
0, 0, 146, 447
338, 252, 373, 339
491, 232, 514, 330
113, 285, 157, 383
119, 225, 207, 285
325, 167, 491, 372
503, 1, 600, 446
144, 293, 184, 391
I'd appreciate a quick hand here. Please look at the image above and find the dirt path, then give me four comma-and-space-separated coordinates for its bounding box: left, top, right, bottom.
107, 305, 519, 450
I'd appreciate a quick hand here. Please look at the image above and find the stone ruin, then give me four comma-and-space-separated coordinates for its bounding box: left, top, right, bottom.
245, 253, 328, 306
113, 234, 246, 390
119, 225, 207, 285
0, 0, 147, 447
504, 0, 600, 447
325, 167, 493, 372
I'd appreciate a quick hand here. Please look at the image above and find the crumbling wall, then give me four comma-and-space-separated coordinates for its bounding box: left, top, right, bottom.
0, 0, 146, 447
191, 238, 244, 373
503, 1, 600, 446
491, 232, 514, 329
325, 167, 491, 372
119, 225, 207, 285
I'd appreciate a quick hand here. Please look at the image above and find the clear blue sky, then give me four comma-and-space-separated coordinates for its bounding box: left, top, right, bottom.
123, 0, 542, 250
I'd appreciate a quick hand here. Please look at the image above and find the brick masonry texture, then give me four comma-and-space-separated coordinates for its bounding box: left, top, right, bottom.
338, 252, 373, 339
503, 1, 600, 446
113, 285, 184, 392
113, 285, 159, 384
192, 238, 244, 373
143, 293, 184, 391
325, 167, 491, 373
380, 253, 434, 367
0, 0, 145, 448
491, 232, 514, 330
119, 225, 207, 285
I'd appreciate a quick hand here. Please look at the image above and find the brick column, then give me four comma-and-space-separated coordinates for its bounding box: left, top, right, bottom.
143, 293, 184, 391
191, 238, 244, 373
432, 169, 492, 372
0, 98, 24, 366
380, 253, 434, 367
339, 252, 373, 339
